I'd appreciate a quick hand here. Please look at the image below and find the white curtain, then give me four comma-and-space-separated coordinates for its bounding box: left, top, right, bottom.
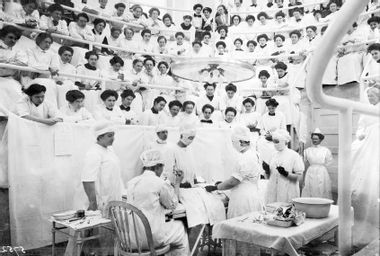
5, 114, 237, 249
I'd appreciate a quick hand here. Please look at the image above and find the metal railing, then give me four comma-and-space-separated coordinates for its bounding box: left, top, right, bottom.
230, 0, 328, 15
306, 1, 380, 255
0, 63, 187, 91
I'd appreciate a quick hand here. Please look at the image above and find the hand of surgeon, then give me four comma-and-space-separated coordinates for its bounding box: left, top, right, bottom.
215, 181, 222, 186
205, 185, 218, 193
265, 133, 273, 142
174, 170, 184, 185
276, 166, 289, 177
262, 162, 270, 175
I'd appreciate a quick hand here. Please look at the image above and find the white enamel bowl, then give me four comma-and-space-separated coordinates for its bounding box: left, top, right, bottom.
292, 197, 333, 218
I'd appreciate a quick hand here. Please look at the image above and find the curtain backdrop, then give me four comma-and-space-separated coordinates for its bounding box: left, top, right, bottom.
5, 114, 237, 249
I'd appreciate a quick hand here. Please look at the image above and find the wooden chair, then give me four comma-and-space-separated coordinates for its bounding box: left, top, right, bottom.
107, 201, 170, 256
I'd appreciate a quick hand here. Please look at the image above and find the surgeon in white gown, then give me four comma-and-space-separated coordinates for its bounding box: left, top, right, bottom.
266, 129, 305, 203
68, 121, 124, 256
146, 125, 175, 181
351, 86, 380, 246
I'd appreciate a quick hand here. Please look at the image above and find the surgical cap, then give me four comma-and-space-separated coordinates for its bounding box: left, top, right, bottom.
155, 124, 167, 133
93, 121, 115, 137
272, 129, 291, 142
140, 149, 164, 167
179, 123, 196, 137
231, 126, 251, 142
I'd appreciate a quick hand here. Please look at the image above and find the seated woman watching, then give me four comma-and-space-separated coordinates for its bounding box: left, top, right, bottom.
60, 90, 94, 123
0, 25, 27, 116
94, 89, 125, 124
15, 83, 62, 125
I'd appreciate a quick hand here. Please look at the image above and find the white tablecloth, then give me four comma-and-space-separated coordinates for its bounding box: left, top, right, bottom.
213, 205, 341, 256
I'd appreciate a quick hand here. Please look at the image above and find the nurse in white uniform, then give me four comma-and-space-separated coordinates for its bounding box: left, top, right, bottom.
265, 129, 305, 204
302, 129, 333, 199
205, 126, 263, 218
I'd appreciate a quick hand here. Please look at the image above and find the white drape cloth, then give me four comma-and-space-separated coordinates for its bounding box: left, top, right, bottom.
3, 115, 237, 249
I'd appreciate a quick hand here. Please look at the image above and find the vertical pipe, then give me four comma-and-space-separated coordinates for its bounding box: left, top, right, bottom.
338, 107, 353, 256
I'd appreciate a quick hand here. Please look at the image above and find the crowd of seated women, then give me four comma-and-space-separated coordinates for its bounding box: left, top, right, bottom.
0, 0, 379, 143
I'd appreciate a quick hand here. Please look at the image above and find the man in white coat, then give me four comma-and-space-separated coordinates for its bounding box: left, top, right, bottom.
126, 149, 189, 255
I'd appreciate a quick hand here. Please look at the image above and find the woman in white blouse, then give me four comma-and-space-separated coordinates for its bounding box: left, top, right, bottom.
161, 13, 177, 42
229, 15, 245, 42
27, 32, 59, 74
0, 25, 26, 116
75, 51, 103, 113
94, 89, 125, 124
68, 12, 94, 41
219, 107, 238, 128
91, 18, 108, 54
60, 89, 94, 123
146, 7, 163, 37
39, 3, 69, 35
26, 32, 61, 107
103, 55, 127, 92
15, 83, 62, 125
111, 2, 132, 26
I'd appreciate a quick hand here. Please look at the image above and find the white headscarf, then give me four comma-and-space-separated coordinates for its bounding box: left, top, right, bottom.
140, 149, 165, 167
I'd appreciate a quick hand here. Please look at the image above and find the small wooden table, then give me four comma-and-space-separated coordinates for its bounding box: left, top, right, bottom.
50, 214, 112, 256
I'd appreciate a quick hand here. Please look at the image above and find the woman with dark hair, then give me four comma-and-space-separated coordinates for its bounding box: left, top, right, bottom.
258, 98, 286, 133
239, 97, 260, 133
229, 15, 244, 40
60, 89, 94, 123
302, 128, 333, 199
196, 82, 221, 118
215, 4, 229, 27
39, 3, 69, 35
104, 55, 126, 91
141, 96, 167, 126
362, 43, 380, 87
215, 25, 231, 50
161, 13, 177, 41
76, 51, 103, 112
27, 33, 59, 75
255, 33, 273, 74
25, 32, 62, 107
138, 29, 155, 53
68, 12, 94, 41
7, 0, 39, 27
112, 2, 132, 23
55, 45, 77, 108
0, 25, 26, 115
219, 107, 237, 128
15, 83, 62, 125
94, 89, 125, 124
146, 7, 163, 36
91, 18, 108, 53
156, 61, 175, 91
180, 100, 198, 126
